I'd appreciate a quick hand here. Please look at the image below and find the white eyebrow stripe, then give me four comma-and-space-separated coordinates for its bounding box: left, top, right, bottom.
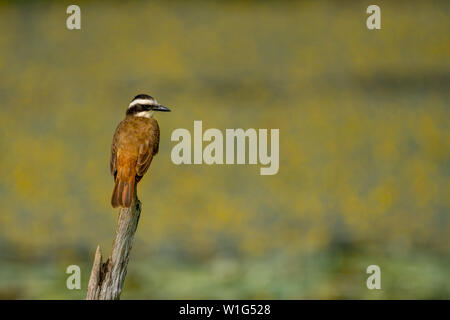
128, 98, 157, 108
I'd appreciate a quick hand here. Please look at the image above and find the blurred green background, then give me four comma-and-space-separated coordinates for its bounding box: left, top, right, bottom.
0, 0, 449, 299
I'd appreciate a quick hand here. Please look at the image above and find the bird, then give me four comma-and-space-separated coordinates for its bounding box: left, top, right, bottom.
110, 94, 170, 208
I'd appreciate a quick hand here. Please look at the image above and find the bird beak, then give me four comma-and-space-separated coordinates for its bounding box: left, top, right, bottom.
153, 104, 171, 112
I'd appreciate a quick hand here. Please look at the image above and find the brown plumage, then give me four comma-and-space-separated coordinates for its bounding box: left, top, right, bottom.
110, 116, 160, 208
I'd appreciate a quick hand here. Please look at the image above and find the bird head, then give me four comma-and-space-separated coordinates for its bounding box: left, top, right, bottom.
126, 94, 171, 118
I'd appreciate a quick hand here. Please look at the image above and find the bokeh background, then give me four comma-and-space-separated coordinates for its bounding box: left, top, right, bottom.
0, 0, 449, 299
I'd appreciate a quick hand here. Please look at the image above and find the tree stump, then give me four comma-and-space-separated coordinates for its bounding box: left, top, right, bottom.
86, 196, 141, 300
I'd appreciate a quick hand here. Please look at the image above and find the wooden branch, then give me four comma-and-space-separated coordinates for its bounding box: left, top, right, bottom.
86, 196, 142, 300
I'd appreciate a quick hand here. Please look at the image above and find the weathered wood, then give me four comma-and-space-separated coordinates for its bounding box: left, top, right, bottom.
86, 196, 141, 300
86, 245, 102, 299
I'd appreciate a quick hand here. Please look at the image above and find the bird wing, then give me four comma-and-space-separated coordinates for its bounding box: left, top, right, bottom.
135, 141, 154, 181
110, 142, 117, 180
135, 122, 160, 182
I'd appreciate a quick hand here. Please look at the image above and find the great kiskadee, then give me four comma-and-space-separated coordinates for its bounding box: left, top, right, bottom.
110, 94, 170, 208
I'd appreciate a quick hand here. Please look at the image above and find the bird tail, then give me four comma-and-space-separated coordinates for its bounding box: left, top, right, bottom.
111, 176, 136, 208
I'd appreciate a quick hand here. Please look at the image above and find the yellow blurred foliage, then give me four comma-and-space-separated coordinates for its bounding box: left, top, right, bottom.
0, 0, 448, 262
